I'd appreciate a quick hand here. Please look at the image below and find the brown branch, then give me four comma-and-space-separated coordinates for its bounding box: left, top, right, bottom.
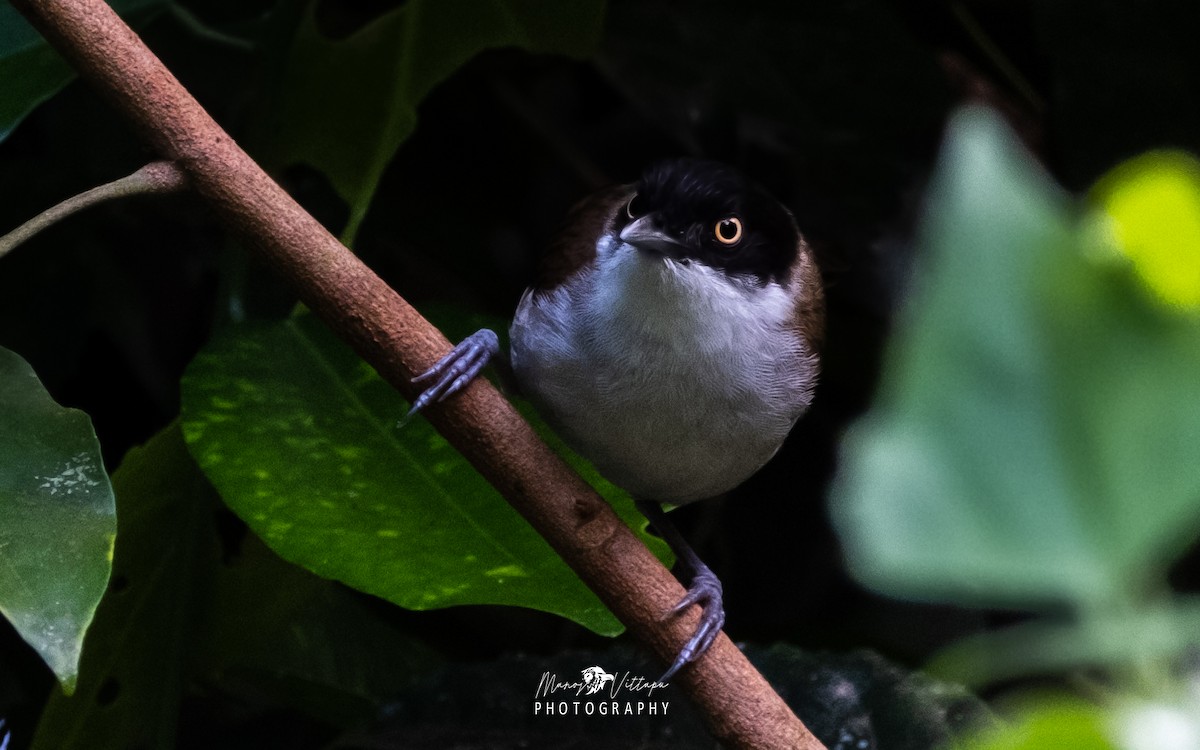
0, 160, 186, 259
9, 2, 824, 747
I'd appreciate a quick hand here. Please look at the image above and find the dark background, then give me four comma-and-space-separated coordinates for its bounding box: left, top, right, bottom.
2, 0, 1199, 746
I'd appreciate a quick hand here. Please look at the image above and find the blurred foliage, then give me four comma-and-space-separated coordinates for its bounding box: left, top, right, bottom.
0, 347, 114, 694
1092, 152, 1200, 311
3, 0, 1200, 747
966, 698, 1117, 750
833, 109, 1200, 745
833, 109, 1200, 612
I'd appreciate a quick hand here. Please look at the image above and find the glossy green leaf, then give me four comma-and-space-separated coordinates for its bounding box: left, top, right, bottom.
266, 0, 606, 242
0, 0, 166, 142
0, 346, 115, 693
32, 423, 216, 750
180, 311, 668, 636
34, 422, 437, 749
831, 107, 1200, 609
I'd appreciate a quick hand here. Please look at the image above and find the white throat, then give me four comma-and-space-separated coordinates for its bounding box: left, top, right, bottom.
583, 235, 796, 354
511, 236, 817, 503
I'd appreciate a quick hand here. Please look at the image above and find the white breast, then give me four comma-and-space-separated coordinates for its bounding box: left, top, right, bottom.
510, 236, 817, 503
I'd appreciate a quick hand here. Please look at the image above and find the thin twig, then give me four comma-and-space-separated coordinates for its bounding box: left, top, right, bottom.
0, 160, 186, 260
950, 2, 1045, 113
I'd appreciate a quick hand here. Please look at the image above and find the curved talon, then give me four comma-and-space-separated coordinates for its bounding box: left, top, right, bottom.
408, 329, 500, 416
681, 605, 724, 661
659, 570, 725, 682
635, 499, 729, 683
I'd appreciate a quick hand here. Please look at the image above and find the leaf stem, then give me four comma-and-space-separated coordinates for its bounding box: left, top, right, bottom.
0, 160, 186, 260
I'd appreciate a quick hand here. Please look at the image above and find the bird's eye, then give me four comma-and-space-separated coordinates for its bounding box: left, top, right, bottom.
714, 217, 743, 245
625, 193, 645, 219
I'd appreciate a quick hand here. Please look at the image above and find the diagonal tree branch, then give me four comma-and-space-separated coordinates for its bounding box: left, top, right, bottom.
8, 1, 824, 747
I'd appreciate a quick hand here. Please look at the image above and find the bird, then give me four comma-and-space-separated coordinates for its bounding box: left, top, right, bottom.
409, 158, 824, 681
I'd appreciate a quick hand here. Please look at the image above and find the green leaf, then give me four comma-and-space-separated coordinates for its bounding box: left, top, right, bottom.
32, 422, 216, 750
1091, 150, 1200, 311
180, 311, 668, 636
830, 107, 1200, 609
195, 530, 440, 727
266, 0, 606, 243
0, 0, 166, 142
0, 346, 115, 693
34, 422, 439, 749
0, 7, 71, 143
965, 697, 1117, 750
928, 599, 1200, 687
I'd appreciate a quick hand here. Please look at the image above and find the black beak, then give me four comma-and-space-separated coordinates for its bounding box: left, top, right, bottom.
619, 215, 685, 258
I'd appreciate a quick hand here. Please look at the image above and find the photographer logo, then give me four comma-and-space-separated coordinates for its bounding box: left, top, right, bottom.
533, 665, 670, 717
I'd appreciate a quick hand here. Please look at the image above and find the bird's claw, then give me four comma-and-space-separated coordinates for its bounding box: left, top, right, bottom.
659, 567, 725, 682
408, 329, 500, 416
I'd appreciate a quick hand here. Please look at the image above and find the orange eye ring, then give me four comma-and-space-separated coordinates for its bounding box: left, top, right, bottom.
714, 217, 743, 245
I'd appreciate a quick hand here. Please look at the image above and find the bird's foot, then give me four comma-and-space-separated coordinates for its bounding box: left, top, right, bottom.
660, 565, 725, 682
408, 329, 500, 417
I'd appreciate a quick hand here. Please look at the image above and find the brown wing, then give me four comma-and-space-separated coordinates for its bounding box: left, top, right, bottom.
791, 236, 826, 356
535, 184, 633, 291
